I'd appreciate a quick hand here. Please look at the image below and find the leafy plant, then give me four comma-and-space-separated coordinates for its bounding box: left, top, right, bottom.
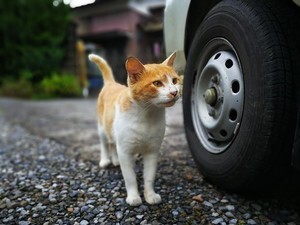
39, 73, 81, 98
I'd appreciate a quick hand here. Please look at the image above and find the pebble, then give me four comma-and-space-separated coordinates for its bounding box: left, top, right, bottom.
80, 220, 89, 225
225, 205, 235, 211
225, 211, 235, 218
247, 219, 257, 224
244, 213, 252, 219
212, 218, 224, 224
115, 211, 123, 219
212, 212, 219, 217
81, 206, 89, 213
48, 193, 57, 202
136, 215, 144, 219
140, 219, 148, 225
3, 216, 13, 222
221, 199, 229, 203
19, 222, 29, 225
203, 200, 214, 208
252, 203, 262, 211
172, 210, 179, 216
192, 194, 204, 202
230, 219, 238, 224
35, 185, 43, 189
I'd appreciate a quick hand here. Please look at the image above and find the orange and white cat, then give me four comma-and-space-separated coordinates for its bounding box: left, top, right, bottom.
89, 53, 180, 206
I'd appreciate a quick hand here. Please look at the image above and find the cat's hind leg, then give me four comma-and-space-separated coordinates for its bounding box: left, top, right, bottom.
109, 143, 119, 166
98, 123, 111, 168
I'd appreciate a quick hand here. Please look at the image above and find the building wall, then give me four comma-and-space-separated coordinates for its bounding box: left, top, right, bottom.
73, 0, 165, 86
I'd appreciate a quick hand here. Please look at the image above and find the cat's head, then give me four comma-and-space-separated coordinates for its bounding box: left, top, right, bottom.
125, 52, 181, 108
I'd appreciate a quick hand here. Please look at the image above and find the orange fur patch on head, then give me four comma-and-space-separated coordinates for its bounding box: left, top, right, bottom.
126, 57, 145, 84
129, 63, 179, 102
162, 52, 176, 67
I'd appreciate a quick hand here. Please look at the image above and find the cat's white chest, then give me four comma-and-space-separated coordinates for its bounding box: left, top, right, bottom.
113, 104, 166, 154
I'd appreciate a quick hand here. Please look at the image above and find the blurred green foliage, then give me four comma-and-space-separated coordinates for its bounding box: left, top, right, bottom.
0, 0, 71, 81
0, 0, 81, 99
0, 79, 34, 99
39, 73, 81, 98
0, 73, 81, 99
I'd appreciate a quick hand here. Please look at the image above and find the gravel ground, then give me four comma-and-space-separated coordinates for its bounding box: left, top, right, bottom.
0, 98, 300, 225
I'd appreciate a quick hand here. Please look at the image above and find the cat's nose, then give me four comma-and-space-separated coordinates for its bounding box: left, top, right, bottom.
170, 91, 178, 97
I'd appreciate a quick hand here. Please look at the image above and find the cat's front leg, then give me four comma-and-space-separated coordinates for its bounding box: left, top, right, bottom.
118, 151, 142, 206
143, 152, 161, 205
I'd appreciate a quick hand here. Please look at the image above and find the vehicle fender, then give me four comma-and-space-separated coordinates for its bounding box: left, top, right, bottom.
164, 0, 191, 74
184, 0, 220, 55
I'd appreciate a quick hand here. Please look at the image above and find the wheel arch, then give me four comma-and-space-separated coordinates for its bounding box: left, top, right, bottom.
184, 0, 221, 56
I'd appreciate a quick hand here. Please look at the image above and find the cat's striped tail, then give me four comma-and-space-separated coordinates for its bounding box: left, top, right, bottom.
88, 54, 115, 83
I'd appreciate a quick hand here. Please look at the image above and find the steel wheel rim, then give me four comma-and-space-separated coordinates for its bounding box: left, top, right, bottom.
191, 38, 244, 154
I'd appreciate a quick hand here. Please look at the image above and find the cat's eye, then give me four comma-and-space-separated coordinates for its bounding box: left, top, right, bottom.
172, 78, 178, 84
153, 80, 163, 87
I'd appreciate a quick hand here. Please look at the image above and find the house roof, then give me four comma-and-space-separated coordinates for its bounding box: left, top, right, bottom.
129, 0, 165, 16
73, 0, 165, 17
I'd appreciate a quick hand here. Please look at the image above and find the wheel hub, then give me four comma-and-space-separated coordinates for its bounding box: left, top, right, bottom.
191, 44, 244, 154
203, 88, 217, 106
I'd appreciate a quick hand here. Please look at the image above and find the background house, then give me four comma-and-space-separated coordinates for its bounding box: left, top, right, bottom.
72, 0, 166, 87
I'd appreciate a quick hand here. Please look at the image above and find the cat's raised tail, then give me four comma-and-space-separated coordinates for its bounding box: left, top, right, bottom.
88, 54, 115, 83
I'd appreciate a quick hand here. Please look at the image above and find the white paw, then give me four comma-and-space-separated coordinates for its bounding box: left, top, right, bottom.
99, 159, 111, 168
126, 195, 142, 206
112, 158, 120, 167
145, 192, 161, 205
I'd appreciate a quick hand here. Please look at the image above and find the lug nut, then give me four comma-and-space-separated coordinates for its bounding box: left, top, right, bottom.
203, 88, 217, 106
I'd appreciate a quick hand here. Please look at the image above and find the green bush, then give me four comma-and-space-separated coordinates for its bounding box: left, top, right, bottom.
39, 73, 81, 98
0, 79, 33, 98
0, 73, 82, 99
0, 0, 70, 81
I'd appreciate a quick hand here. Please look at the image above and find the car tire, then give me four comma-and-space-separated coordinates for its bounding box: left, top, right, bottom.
183, 0, 300, 191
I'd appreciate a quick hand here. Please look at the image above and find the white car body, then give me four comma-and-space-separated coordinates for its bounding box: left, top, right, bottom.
164, 0, 190, 74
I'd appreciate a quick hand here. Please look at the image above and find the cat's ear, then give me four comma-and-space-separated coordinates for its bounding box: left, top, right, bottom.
126, 57, 145, 83
162, 52, 176, 67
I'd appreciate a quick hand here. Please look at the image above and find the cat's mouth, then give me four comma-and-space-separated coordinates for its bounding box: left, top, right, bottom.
159, 99, 177, 107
